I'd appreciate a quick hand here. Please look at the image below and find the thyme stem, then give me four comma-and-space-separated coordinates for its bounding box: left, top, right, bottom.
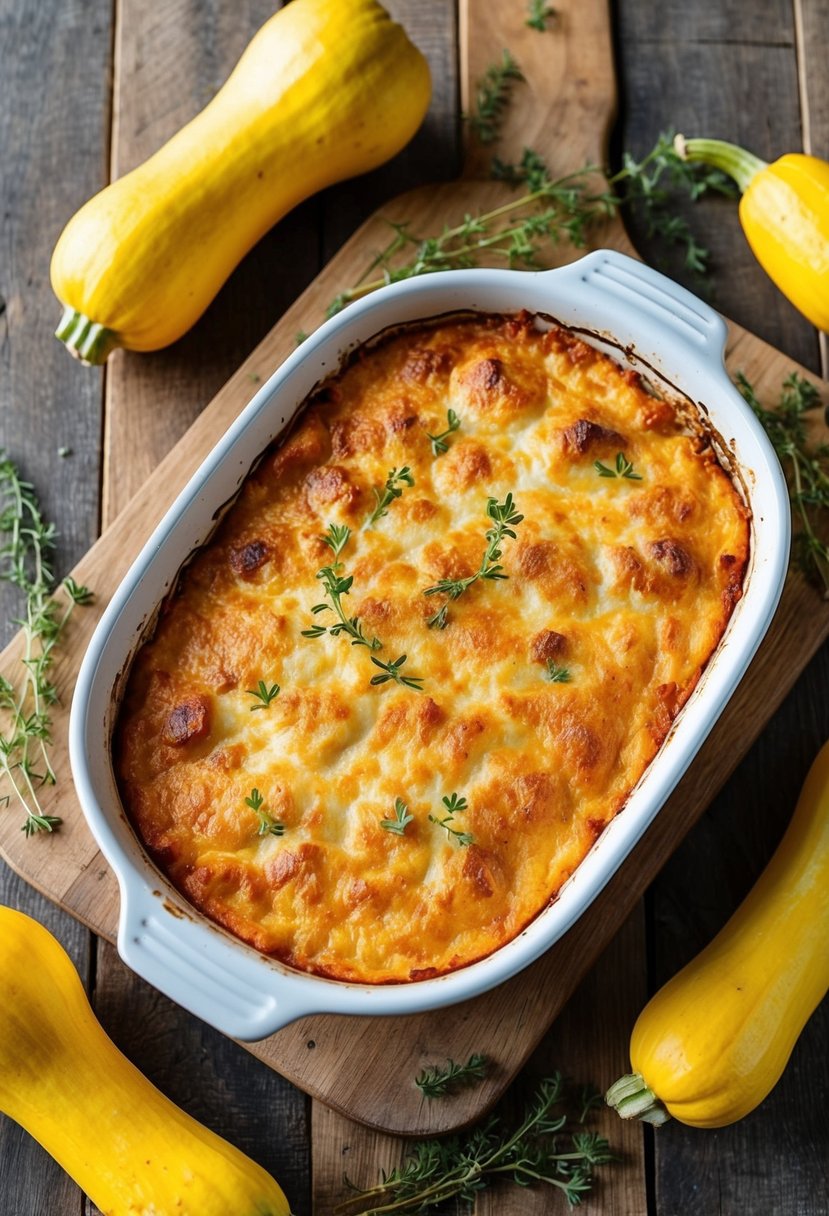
0, 454, 93, 836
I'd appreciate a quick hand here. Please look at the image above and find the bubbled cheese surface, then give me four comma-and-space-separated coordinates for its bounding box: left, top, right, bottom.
115, 314, 749, 983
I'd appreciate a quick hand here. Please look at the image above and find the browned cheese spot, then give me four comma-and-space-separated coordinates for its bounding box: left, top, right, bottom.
228, 539, 270, 579
515, 771, 557, 822
443, 441, 492, 489
719, 552, 744, 612
462, 845, 501, 898
265, 843, 322, 895
653, 681, 686, 737
529, 629, 568, 665
468, 357, 504, 391
331, 412, 385, 458
304, 464, 361, 513
445, 715, 486, 763
416, 696, 445, 742
401, 346, 454, 383
648, 538, 694, 578
162, 695, 212, 747
267, 410, 331, 482
560, 418, 626, 456
518, 540, 590, 606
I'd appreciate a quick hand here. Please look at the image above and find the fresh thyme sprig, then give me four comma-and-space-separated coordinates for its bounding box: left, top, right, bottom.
370, 654, 424, 691
424, 493, 524, 628
326, 132, 734, 318
577, 1084, 604, 1124
336, 1072, 615, 1214
429, 791, 474, 847
380, 796, 414, 836
247, 680, 280, 710
304, 525, 424, 689
467, 49, 524, 145
322, 521, 351, 560
416, 1053, 488, 1099
245, 787, 285, 837
0, 454, 93, 837
736, 371, 829, 596
302, 524, 381, 651
594, 452, 642, 480
425, 409, 461, 456
546, 660, 571, 684
526, 0, 557, 30
616, 134, 736, 274
366, 467, 415, 527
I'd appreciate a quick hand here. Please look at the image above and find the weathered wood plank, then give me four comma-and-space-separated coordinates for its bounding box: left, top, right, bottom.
91, 4, 321, 1213
320, 0, 461, 263
94, 4, 461, 1214
311, 911, 648, 1214
1, 4, 826, 1211
0, 0, 111, 1212
794, 0, 829, 378
616, 0, 820, 375
0, 877, 91, 1216
87, 953, 312, 1215
102, 0, 322, 524
649, 666, 829, 1213
617, 2, 829, 1212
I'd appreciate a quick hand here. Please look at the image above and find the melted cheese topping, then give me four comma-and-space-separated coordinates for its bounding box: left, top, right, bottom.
115, 314, 749, 983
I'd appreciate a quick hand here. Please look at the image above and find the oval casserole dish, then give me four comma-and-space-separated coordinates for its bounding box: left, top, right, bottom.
70, 251, 790, 1041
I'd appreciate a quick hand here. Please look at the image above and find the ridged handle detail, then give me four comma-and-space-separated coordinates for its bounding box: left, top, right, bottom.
552, 250, 727, 358
119, 892, 291, 1041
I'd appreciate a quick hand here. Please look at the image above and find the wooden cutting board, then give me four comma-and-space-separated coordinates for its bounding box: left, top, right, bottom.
1, 0, 827, 1138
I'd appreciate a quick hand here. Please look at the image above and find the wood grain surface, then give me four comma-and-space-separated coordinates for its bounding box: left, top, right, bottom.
1, 0, 827, 1212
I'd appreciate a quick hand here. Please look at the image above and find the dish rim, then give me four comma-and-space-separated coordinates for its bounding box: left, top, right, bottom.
69, 249, 790, 1041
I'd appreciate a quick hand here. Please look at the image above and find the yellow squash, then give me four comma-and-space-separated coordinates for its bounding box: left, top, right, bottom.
0, 906, 291, 1215
606, 737, 829, 1128
676, 134, 829, 333
51, 0, 430, 363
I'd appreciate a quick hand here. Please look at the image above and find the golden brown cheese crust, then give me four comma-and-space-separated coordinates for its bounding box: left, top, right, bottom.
115, 314, 750, 983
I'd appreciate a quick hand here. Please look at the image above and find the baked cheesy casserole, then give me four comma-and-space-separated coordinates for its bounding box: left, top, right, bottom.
115, 312, 749, 983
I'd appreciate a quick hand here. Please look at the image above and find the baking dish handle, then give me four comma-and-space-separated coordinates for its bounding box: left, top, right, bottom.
118, 884, 307, 1041
544, 250, 728, 361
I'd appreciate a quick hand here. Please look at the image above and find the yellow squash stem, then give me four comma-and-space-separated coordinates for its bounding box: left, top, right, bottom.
676, 134, 829, 332
0, 907, 291, 1215
50, 0, 431, 363
607, 736, 829, 1129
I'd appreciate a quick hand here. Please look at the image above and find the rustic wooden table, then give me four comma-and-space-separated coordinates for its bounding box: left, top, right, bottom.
1, 1, 827, 1212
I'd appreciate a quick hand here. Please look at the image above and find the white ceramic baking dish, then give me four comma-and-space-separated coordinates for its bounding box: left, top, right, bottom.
70, 249, 790, 1041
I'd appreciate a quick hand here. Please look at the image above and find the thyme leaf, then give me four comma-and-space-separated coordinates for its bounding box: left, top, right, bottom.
424, 493, 523, 627
366, 467, 415, 527
546, 661, 571, 684
21, 812, 62, 838
736, 371, 829, 596
245, 787, 284, 837
428, 791, 474, 847
467, 50, 524, 145
321, 521, 351, 560
336, 1071, 615, 1214
247, 680, 280, 710
0, 454, 93, 837
380, 796, 414, 836
416, 1053, 488, 1099
526, 0, 557, 30
369, 654, 424, 692
425, 409, 461, 456
594, 452, 642, 480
